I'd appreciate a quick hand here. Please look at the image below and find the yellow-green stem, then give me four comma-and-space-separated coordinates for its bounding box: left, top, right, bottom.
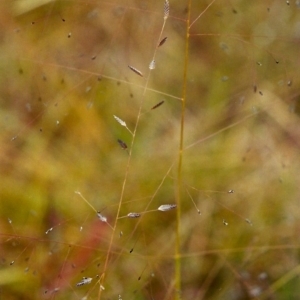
175, 0, 191, 299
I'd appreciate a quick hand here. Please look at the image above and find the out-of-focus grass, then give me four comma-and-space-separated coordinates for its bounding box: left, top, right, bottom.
1, 0, 300, 299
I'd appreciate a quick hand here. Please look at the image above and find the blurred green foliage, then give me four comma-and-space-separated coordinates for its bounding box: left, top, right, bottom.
1, 0, 300, 299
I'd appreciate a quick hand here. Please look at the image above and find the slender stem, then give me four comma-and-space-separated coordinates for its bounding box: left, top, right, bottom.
175, 1, 192, 298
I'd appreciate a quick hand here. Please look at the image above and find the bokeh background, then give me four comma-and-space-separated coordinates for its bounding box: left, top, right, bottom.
1, 0, 300, 299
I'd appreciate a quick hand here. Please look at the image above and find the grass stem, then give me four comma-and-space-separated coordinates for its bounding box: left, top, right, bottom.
175, 0, 192, 298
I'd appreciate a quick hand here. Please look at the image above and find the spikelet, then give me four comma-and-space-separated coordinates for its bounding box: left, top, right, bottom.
149, 60, 156, 70
114, 115, 126, 127
114, 115, 133, 135
157, 204, 176, 212
151, 100, 164, 110
128, 65, 143, 77
245, 218, 253, 225
117, 139, 128, 150
127, 212, 141, 218
158, 37, 168, 47
76, 277, 92, 287
97, 212, 107, 223
45, 227, 53, 234
164, 0, 170, 20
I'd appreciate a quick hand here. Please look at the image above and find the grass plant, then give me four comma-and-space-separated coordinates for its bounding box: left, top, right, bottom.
1, 1, 300, 299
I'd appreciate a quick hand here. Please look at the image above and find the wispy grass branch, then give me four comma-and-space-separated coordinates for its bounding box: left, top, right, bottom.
98, 2, 171, 298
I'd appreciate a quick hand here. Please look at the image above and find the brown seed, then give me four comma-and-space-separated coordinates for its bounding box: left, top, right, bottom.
151, 101, 164, 110
158, 37, 168, 47
117, 139, 127, 150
